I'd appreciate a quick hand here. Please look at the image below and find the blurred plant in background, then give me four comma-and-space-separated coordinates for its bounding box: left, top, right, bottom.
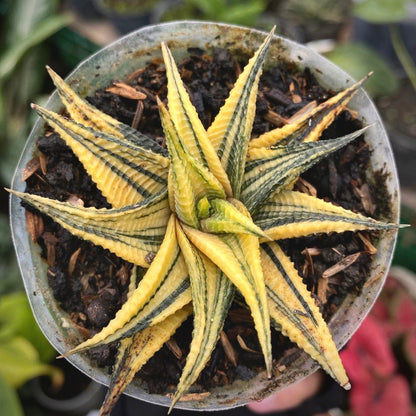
0, 292, 63, 416
328, 0, 415, 97
267, 0, 351, 43
161, 0, 267, 26
340, 268, 416, 416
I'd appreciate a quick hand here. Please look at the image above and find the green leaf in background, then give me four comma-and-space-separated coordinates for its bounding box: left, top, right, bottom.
0, 292, 56, 363
0, 336, 63, 389
0, 260, 21, 295
221, 1, 266, 25
0, 205, 14, 258
190, 0, 225, 17
0, 374, 24, 416
3, 0, 59, 44
0, 13, 71, 80
0, 103, 41, 183
162, 0, 266, 26
353, 0, 412, 24
50, 27, 100, 69
326, 42, 399, 97
389, 24, 416, 93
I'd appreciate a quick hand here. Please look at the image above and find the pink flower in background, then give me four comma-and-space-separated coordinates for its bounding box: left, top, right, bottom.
349, 374, 411, 416
340, 275, 416, 416
341, 315, 396, 384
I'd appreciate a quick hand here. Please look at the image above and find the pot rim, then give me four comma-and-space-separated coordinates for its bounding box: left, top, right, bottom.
9, 20, 400, 411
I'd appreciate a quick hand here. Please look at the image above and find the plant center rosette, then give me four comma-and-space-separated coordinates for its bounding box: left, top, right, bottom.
10, 26, 399, 415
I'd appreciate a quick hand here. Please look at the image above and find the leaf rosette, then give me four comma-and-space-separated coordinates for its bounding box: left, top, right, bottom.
11, 27, 398, 415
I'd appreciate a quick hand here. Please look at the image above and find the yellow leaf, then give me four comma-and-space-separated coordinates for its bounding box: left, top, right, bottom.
182, 222, 272, 377
262, 242, 350, 389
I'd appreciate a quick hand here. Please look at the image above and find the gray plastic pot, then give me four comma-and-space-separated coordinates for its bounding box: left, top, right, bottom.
9, 21, 400, 411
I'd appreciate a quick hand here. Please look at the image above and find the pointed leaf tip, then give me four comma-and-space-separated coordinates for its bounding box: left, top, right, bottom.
171, 221, 234, 409
243, 126, 370, 213
207, 26, 275, 197
161, 41, 232, 196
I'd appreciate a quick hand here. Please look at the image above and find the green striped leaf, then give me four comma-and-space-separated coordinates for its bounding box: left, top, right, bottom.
182, 217, 272, 378
207, 27, 275, 198
242, 126, 369, 213
255, 189, 396, 241
46, 66, 167, 155
159, 100, 199, 227
63, 228, 190, 351
33, 104, 168, 207
97, 242, 191, 416
250, 74, 370, 149
200, 198, 268, 238
92, 252, 191, 346
261, 242, 350, 389
11, 189, 169, 267
97, 261, 143, 415
171, 221, 234, 410
98, 304, 193, 416
99, 337, 131, 416
159, 99, 225, 227
62, 215, 185, 355
161, 43, 232, 196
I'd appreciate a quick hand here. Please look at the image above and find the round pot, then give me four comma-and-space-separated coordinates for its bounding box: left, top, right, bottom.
9, 21, 400, 411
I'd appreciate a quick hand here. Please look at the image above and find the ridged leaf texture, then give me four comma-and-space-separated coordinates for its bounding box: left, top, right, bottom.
255, 189, 396, 241
242, 126, 370, 213
61, 215, 188, 355
200, 198, 268, 238
12, 189, 169, 267
172, 220, 234, 411
262, 242, 350, 388
32, 104, 168, 207
182, 201, 273, 378
98, 270, 192, 416
12, 28, 399, 414
99, 304, 193, 416
161, 43, 232, 196
207, 27, 275, 197
158, 99, 226, 227
249, 74, 370, 149
46, 66, 167, 156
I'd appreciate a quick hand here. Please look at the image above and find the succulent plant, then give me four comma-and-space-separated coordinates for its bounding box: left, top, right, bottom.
11, 28, 396, 414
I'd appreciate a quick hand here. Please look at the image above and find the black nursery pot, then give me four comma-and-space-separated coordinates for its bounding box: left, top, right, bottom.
9, 21, 399, 410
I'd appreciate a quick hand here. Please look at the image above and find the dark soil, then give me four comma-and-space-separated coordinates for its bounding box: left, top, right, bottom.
23, 47, 392, 395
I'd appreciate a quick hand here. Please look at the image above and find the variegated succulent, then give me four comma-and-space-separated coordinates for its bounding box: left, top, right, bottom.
12, 28, 396, 414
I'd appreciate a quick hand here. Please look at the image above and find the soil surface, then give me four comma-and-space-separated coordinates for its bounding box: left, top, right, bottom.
23, 46, 392, 395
